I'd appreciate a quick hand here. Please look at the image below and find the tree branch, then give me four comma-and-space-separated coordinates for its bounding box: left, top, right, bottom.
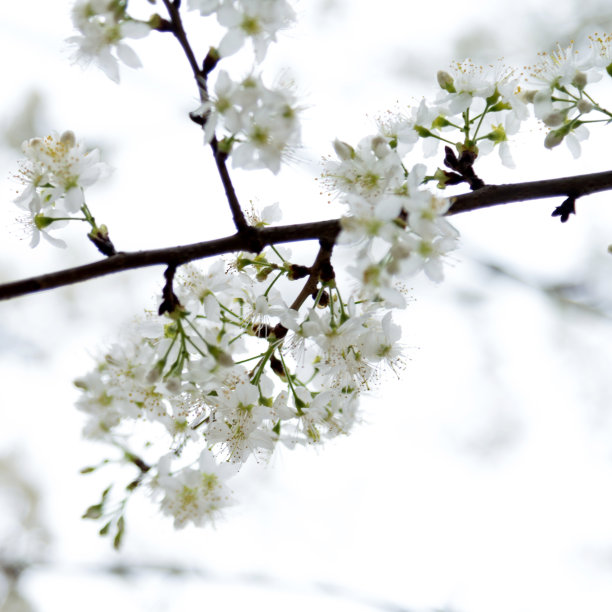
210, 137, 250, 231
2, 168, 612, 302
161, 1, 249, 233
161, 0, 202, 82
448, 168, 612, 215
0, 220, 340, 301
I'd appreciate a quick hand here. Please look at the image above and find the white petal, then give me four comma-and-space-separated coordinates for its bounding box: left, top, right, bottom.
218, 29, 245, 58
63, 187, 84, 213
121, 21, 151, 40
41, 231, 67, 249
116, 43, 142, 69
96, 51, 120, 83
498, 142, 515, 168
216, 4, 242, 27
565, 133, 582, 159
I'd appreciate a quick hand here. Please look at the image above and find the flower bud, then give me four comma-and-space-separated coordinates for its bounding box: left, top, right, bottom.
544, 129, 564, 149
146, 361, 164, 384
332, 139, 355, 161
371, 136, 390, 159
414, 125, 433, 138
60, 130, 76, 147
485, 88, 501, 106
164, 377, 181, 394
577, 99, 593, 113
571, 70, 587, 90
432, 116, 451, 129
34, 213, 57, 230
436, 71, 456, 93
486, 124, 507, 143
543, 111, 564, 127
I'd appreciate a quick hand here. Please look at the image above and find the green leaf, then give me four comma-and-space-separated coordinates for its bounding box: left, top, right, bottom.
113, 516, 125, 550
99, 521, 112, 536
82, 504, 103, 520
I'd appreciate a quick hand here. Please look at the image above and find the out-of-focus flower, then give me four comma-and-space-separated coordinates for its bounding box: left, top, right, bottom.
67, 0, 151, 83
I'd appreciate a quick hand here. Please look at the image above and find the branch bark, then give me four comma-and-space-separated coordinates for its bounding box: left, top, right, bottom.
447, 169, 612, 215
0, 220, 340, 301
2, 168, 612, 302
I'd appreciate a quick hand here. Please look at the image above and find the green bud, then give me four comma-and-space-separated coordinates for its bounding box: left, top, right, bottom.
82, 504, 103, 520
217, 136, 234, 154
148, 13, 163, 29
33, 213, 57, 230
436, 71, 456, 93
485, 89, 501, 106
544, 129, 565, 149
74, 378, 88, 391
432, 168, 450, 189
486, 124, 507, 143
99, 521, 112, 536
607, 62, 612, 78
113, 516, 125, 550
332, 139, 355, 161
414, 125, 433, 138
432, 116, 451, 129
488, 100, 512, 113
456, 141, 478, 156
255, 267, 272, 282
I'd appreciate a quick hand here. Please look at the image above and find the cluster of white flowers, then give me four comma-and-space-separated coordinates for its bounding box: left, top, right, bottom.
195, 71, 301, 173
75, 217, 410, 528
13, 131, 109, 247
367, 38, 612, 170
67, 0, 151, 83
28, 5, 612, 538
368, 60, 528, 170
524, 36, 612, 156
323, 136, 460, 301
187, 0, 295, 62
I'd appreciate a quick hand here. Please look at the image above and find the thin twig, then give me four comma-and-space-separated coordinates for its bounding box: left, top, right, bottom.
162, 0, 249, 233
160, 0, 201, 82
210, 138, 250, 231
289, 240, 334, 311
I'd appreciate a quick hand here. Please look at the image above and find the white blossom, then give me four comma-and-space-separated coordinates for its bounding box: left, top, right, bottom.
67, 1, 150, 83
216, 0, 296, 62
157, 450, 236, 528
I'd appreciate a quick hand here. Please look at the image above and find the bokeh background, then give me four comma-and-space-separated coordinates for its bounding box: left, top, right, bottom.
3, 1, 612, 610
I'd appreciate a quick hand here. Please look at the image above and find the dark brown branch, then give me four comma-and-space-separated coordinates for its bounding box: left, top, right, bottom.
210, 138, 249, 231
289, 240, 335, 311
161, 0, 201, 81
0, 220, 341, 301
448, 169, 612, 215
158, 263, 181, 315
161, 2, 249, 233
3, 168, 612, 303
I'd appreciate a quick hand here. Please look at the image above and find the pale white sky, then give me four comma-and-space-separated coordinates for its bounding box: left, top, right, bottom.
3, 2, 612, 612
